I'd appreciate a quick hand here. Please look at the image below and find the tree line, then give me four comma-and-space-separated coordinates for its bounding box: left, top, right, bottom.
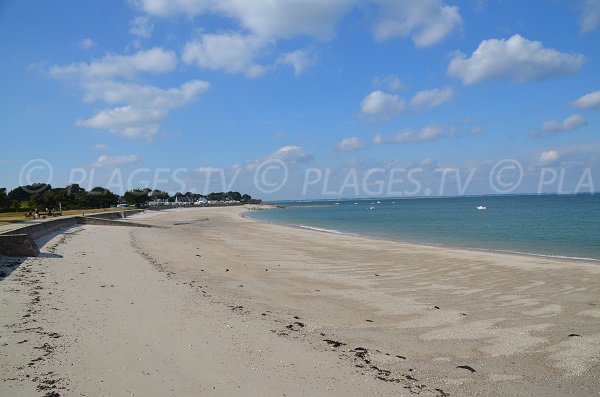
0, 183, 258, 213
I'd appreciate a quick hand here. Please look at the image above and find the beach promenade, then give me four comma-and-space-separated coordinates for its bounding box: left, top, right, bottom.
1, 206, 598, 396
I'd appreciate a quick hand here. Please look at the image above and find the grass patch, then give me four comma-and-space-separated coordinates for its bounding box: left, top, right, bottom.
0, 207, 132, 223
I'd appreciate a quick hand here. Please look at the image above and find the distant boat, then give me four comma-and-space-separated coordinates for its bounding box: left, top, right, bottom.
354, 202, 358, 205
335, 202, 340, 205
368, 206, 375, 210
476, 205, 487, 210
376, 201, 381, 204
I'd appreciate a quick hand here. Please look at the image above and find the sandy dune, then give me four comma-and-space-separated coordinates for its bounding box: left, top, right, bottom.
1, 206, 599, 396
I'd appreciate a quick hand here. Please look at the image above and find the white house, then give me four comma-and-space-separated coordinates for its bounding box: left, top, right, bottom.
194, 197, 208, 205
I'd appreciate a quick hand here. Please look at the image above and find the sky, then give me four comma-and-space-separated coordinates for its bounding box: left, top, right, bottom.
1, 0, 599, 200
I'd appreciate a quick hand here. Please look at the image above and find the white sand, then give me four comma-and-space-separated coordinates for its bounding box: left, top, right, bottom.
1, 206, 599, 396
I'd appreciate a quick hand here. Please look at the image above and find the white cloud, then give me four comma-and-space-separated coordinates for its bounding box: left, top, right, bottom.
448, 34, 585, 85
360, 90, 405, 120
50, 47, 177, 79
572, 90, 600, 110
93, 154, 139, 167
49, 46, 207, 141
374, 125, 443, 144
373, 74, 404, 91
410, 86, 454, 109
77, 80, 210, 140
268, 145, 313, 164
372, 0, 462, 47
130, 16, 154, 39
277, 49, 315, 76
79, 38, 95, 49
372, 133, 385, 144
183, 33, 268, 78
361, 86, 454, 120
134, 0, 354, 40
130, 0, 212, 17
244, 145, 313, 171
539, 150, 560, 164
579, 0, 600, 33
337, 137, 366, 151
214, 0, 354, 40
93, 143, 109, 151
82, 79, 210, 108
531, 114, 587, 137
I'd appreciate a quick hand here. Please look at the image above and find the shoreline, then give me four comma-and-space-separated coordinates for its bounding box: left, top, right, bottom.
243, 208, 600, 264
2, 205, 599, 396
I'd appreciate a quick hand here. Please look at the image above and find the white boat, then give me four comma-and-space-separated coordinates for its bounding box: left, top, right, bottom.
376, 201, 381, 204
476, 205, 487, 210
368, 206, 375, 210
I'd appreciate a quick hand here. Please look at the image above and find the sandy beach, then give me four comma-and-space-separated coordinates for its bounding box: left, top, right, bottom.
1, 206, 599, 396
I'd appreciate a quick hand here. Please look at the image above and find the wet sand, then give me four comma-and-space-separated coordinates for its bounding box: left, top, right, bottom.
1, 206, 599, 396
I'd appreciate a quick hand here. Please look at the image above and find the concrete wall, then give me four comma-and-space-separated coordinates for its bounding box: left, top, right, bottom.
0, 234, 39, 257
0, 209, 146, 256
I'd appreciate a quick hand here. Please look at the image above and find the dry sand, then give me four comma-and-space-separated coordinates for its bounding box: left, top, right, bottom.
1, 206, 599, 396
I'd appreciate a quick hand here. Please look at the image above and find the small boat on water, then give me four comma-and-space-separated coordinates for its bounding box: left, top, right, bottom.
376, 201, 381, 204
476, 205, 487, 210
368, 206, 375, 210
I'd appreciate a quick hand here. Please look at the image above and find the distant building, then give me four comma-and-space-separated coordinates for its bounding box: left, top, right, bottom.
174, 196, 192, 206
194, 197, 208, 206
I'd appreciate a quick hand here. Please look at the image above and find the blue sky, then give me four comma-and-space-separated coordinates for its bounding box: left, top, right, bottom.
1, 0, 599, 199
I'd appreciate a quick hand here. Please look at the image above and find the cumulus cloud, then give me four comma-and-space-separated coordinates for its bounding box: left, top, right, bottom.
50, 47, 177, 79
77, 80, 210, 140
337, 137, 366, 151
372, 0, 462, 47
373, 125, 443, 144
244, 145, 313, 172
360, 86, 454, 120
448, 34, 585, 85
79, 38, 95, 49
130, 16, 154, 39
93, 154, 139, 167
579, 0, 600, 33
82, 80, 210, 107
268, 145, 313, 164
410, 86, 454, 109
277, 49, 315, 76
183, 33, 269, 78
373, 74, 404, 91
50, 46, 209, 140
531, 114, 587, 137
572, 90, 600, 109
130, 0, 212, 16
539, 150, 560, 164
360, 90, 406, 120
133, 0, 353, 40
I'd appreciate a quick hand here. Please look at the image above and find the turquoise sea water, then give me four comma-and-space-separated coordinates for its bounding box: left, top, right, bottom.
249, 194, 600, 261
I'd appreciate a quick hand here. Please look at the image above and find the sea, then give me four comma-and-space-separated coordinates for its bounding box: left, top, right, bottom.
248, 194, 600, 261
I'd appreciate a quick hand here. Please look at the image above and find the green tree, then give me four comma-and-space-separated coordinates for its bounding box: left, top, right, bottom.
151, 189, 170, 200
8, 184, 51, 203
0, 188, 7, 211
89, 187, 119, 208
123, 188, 151, 206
